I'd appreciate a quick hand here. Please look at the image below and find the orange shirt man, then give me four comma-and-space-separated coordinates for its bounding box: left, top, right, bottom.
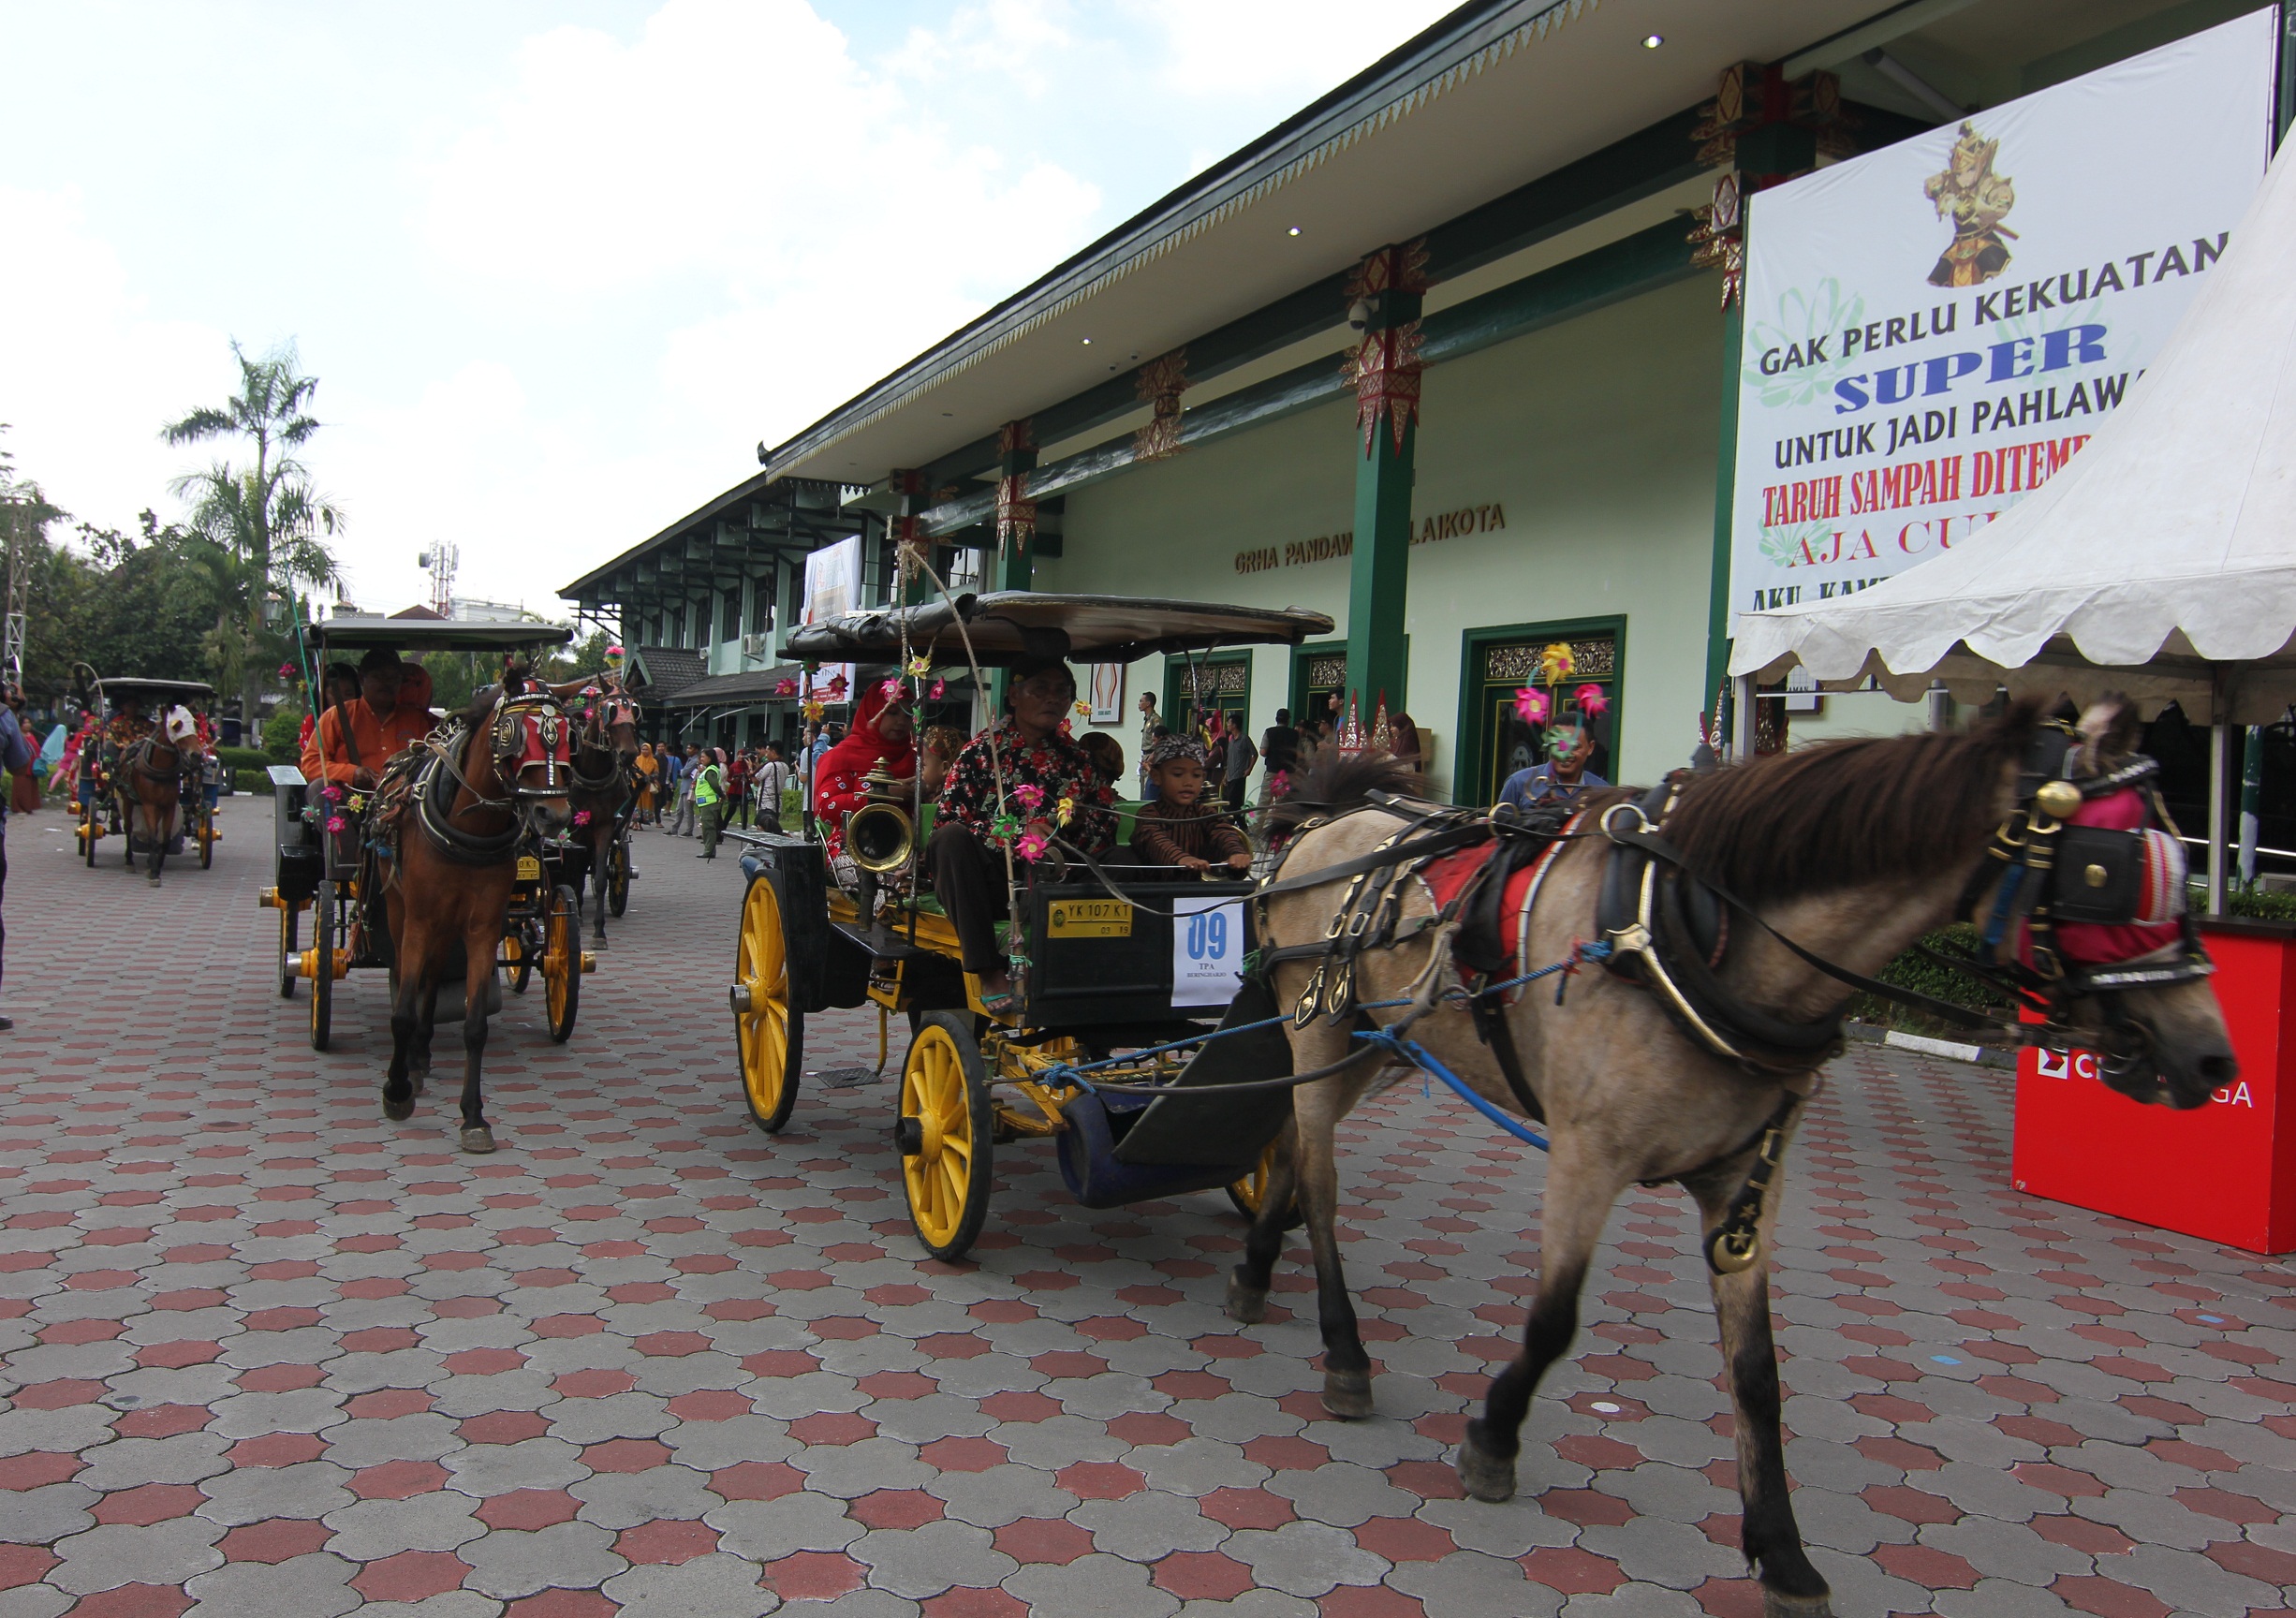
302, 648, 434, 787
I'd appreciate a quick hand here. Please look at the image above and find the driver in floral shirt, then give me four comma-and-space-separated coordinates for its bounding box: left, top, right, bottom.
929, 655, 1118, 1010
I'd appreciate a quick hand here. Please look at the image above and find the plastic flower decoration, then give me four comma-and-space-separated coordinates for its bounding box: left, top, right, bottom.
1011, 783, 1045, 811
278, 662, 299, 681
880, 678, 905, 702
1016, 830, 1050, 861
1267, 769, 1291, 798
773, 677, 798, 698
1513, 687, 1550, 726
572, 809, 594, 829
346, 795, 367, 815
606, 644, 624, 659
802, 698, 826, 722
927, 677, 946, 699
1054, 795, 1075, 825
905, 655, 932, 679
1073, 699, 1092, 718
321, 785, 344, 803
1538, 642, 1575, 686
1574, 683, 1610, 718
325, 815, 348, 834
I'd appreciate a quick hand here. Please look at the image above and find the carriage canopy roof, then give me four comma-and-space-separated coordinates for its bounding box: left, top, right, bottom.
782, 593, 1334, 668
305, 620, 575, 655
96, 678, 215, 699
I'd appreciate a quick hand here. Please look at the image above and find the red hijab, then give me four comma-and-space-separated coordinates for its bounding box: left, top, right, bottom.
813, 686, 919, 853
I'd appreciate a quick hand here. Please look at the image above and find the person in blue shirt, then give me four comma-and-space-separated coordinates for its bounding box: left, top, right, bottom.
1499, 709, 1607, 813
0, 687, 33, 1029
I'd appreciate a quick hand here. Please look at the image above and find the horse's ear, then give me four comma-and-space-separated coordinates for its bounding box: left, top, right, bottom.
2077, 692, 2142, 765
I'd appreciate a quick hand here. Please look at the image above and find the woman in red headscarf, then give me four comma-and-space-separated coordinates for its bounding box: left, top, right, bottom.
812, 684, 917, 857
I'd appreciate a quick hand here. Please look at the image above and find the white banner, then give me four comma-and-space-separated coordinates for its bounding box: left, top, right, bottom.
1729, 10, 2274, 626
1172, 897, 1246, 1009
801, 535, 862, 707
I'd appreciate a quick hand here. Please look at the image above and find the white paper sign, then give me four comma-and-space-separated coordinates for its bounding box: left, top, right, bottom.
1172, 897, 1246, 1008
802, 535, 862, 705
1086, 663, 1126, 727
1728, 10, 2273, 625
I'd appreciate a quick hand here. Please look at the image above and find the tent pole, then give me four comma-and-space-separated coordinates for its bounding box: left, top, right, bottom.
1731, 674, 1755, 762
2208, 718, 2230, 917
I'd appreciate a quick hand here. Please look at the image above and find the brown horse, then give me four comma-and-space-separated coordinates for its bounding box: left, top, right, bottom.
382, 685, 573, 1152
567, 682, 640, 950
1240, 699, 2234, 1618
112, 718, 185, 886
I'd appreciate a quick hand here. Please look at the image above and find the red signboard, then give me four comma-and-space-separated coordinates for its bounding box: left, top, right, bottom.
2011, 920, 2296, 1253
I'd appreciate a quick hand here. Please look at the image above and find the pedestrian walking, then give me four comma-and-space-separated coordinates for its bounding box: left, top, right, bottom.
1218, 710, 1256, 813
667, 745, 699, 837
693, 747, 727, 858
0, 687, 31, 1029
755, 743, 791, 832
727, 748, 752, 830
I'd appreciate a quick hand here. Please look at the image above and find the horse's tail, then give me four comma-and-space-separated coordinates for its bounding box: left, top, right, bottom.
1266, 750, 1421, 840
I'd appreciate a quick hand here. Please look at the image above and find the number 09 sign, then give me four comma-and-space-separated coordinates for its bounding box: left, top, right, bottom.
1173, 897, 1245, 1008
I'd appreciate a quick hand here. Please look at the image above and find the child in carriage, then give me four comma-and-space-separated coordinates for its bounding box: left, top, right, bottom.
1130, 734, 1250, 875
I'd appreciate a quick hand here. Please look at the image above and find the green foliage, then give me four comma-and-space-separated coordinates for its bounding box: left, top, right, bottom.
1847, 923, 2012, 1038
419, 652, 478, 716
236, 769, 275, 794
2222, 885, 2296, 921
213, 745, 269, 774
264, 693, 307, 764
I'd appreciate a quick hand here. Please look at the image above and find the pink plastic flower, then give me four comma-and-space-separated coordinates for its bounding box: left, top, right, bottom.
880, 678, 905, 701
927, 678, 946, 699
321, 785, 344, 803
1016, 831, 1049, 861
1574, 684, 1609, 719
1268, 769, 1291, 797
1513, 687, 1549, 726
1011, 783, 1045, 811
572, 809, 593, 828
277, 662, 298, 679
325, 816, 347, 833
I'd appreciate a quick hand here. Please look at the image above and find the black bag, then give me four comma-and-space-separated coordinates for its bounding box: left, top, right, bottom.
2051, 825, 2144, 924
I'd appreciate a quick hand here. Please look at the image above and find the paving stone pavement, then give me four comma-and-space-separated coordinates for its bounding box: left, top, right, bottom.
0, 796, 2291, 1615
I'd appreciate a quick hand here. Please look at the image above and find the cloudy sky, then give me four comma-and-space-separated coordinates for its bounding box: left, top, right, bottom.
2, 0, 1459, 616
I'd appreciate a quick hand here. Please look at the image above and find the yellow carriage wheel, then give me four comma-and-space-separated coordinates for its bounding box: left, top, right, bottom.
277, 902, 300, 1000
733, 875, 802, 1133
543, 884, 581, 1044
897, 1012, 994, 1261
1227, 1138, 1303, 1228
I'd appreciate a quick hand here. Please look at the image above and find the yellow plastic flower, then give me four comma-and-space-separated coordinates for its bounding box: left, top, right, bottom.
1073, 699, 1092, 718
1055, 795, 1075, 825
1538, 641, 1576, 685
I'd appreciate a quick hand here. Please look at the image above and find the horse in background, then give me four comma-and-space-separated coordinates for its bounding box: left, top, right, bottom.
1241, 699, 2232, 1618
380, 676, 572, 1153
112, 706, 195, 885
567, 680, 641, 950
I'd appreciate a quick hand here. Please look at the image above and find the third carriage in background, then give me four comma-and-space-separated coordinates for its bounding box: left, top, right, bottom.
729, 591, 1331, 1260
75, 676, 219, 881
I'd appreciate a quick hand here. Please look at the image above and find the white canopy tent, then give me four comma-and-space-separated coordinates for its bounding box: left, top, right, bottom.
1729, 132, 2296, 907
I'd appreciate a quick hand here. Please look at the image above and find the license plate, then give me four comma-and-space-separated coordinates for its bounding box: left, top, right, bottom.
516, 856, 541, 882
1048, 899, 1132, 937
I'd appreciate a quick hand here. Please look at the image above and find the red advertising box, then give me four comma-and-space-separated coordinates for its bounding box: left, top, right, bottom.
2011, 919, 2296, 1254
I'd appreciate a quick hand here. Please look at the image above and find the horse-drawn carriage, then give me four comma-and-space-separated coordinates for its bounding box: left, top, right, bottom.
260, 620, 596, 1054
74, 676, 219, 877
729, 592, 1332, 1259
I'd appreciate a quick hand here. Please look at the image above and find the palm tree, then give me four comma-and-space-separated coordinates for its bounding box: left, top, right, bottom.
164, 342, 343, 735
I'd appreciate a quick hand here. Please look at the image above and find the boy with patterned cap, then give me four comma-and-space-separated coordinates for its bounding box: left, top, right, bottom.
1131, 735, 1250, 874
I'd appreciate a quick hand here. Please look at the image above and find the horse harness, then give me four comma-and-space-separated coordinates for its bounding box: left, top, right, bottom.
376, 691, 574, 869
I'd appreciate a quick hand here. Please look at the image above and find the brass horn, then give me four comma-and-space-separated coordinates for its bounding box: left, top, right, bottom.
846, 758, 915, 875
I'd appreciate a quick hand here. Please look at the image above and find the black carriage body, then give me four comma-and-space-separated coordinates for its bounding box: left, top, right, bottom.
270, 765, 325, 903
1018, 870, 1258, 1032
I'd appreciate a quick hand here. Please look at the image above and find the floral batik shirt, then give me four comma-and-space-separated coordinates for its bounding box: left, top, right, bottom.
935, 719, 1118, 860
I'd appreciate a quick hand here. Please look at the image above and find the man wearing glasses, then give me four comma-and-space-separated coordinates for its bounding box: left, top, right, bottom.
930, 657, 1119, 1012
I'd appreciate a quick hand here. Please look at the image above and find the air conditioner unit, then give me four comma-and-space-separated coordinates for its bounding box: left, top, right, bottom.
742, 633, 772, 662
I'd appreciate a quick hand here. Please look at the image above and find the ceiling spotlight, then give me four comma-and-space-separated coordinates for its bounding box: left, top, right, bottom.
1081, 337, 1093, 345
1641, 33, 1663, 49
1287, 226, 1302, 237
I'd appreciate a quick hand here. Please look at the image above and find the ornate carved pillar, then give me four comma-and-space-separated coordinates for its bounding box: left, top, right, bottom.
994, 419, 1038, 592
1343, 241, 1430, 728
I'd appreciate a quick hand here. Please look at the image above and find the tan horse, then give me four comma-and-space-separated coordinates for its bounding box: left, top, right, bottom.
112, 721, 184, 886
1239, 700, 2233, 1618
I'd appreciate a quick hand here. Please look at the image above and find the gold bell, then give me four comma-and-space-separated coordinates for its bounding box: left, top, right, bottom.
2034, 780, 2082, 820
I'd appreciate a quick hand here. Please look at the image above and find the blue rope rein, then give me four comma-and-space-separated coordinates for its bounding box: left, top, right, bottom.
1027, 941, 1613, 1153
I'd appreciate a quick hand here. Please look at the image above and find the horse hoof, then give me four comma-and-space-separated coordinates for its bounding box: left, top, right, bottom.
382, 1092, 415, 1123
460, 1125, 497, 1155
1456, 1426, 1517, 1503
409, 1070, 428, 1096
591, 935, 609, 951
1321, 1368, 1374, 1420
1762, 1592, 1833, 1618
1224, 1272, 1268, 1325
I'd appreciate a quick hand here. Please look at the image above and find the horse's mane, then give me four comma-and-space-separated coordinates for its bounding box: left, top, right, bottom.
1269, 750, 1421, 838
1663, 698, 2040, 901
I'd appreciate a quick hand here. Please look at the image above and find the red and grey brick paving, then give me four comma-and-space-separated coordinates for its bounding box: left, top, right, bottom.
0, 798, 2289, 1614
